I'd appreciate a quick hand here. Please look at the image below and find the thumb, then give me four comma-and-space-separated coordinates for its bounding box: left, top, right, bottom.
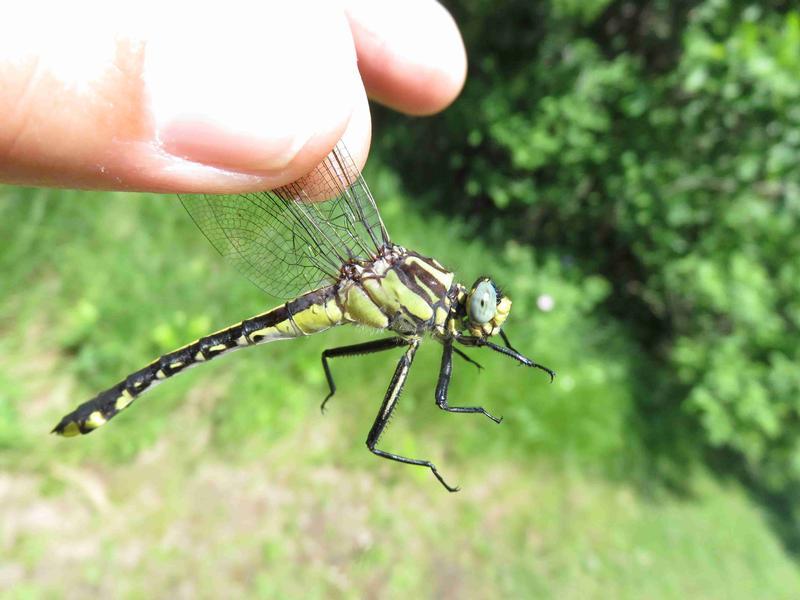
0, 1, 370, 194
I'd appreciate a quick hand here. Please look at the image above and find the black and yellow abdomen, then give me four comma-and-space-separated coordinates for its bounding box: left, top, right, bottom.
52, 286, 343, 436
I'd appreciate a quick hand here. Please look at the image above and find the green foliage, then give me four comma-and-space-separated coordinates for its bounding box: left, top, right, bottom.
377, 1, 800, 529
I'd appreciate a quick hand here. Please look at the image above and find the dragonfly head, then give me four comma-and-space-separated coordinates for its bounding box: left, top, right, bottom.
464, 277, 511, 338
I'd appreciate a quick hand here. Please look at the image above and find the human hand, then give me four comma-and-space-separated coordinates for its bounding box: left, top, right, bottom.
0, 0, 465, 193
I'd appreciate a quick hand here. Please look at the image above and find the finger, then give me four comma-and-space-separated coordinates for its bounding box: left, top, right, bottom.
0, 1, 367, 194
344, 0, 467, 116
303, 78, 372, 202
340, 81, 373, 175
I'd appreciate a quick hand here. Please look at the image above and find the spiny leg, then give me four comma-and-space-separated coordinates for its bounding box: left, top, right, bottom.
499, 329, 519, 354
366, 338, 459, 492
435, 340, 501, 423
456, 335, 555, 381
320, 337, 408, 413
452, 346, 483, 371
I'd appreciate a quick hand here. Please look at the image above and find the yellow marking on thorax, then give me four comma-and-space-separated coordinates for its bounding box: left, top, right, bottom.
362, 270, 433, 322
414, 275, 440, 303
341, 285, 389, 329
405, 256, 454, 291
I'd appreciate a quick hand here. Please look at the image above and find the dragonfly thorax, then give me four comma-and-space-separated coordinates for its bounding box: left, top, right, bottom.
335, 244, 456, 337
334, 245, 511, 342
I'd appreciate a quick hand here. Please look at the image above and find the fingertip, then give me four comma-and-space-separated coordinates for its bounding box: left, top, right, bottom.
339, 83, 372, 173
293, 83, 371, 202
146, 1, 360, 188
346, 0, 467, 116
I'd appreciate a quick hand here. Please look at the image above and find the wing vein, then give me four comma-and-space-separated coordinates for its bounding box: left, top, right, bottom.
179, 141, 389, 299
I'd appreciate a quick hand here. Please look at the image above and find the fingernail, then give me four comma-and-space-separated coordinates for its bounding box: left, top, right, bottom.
157, 116, 304, 174
142, 4, 357, 174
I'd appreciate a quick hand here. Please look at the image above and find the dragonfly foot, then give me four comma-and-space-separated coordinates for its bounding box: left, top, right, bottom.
430, 465, 460, 493
482, 408, 502, 424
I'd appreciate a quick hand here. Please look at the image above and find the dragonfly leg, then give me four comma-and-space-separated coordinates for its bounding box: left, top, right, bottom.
452, 346, 483, 371
499, 329, 519, 354
320, 337, 408, 413
366, 339, 460, 492
435, 340, 501, 423
456, 335, 555, 382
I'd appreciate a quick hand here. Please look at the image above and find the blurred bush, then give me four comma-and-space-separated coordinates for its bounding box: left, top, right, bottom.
377, 1, 800, 523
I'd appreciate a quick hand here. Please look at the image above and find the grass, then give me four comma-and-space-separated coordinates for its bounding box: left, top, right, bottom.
0, 165, 798, 598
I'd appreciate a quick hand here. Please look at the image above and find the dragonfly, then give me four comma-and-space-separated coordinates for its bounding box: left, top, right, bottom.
52, 141, 554, 491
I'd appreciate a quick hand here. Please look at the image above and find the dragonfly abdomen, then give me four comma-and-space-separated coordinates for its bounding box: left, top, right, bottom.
52, 286, 343, 437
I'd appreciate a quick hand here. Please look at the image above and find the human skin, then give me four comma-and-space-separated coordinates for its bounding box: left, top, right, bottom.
0, 0, 466, 193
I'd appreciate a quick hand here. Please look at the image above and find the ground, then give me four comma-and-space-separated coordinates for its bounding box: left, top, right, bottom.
1, 180, 798, 598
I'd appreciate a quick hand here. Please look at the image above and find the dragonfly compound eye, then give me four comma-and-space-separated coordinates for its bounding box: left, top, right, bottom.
468, 280, 497, 324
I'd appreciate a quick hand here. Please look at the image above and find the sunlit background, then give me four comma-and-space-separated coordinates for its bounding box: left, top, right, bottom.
2, 1, 800, 597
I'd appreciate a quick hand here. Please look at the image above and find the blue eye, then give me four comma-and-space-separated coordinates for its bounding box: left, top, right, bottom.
468, 281, 497, 324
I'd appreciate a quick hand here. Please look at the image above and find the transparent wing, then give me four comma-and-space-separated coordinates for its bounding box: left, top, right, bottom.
180, 142, 390, 299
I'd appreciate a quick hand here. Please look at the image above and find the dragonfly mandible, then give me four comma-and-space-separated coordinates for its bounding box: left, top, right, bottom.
52, 142, 554, 491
